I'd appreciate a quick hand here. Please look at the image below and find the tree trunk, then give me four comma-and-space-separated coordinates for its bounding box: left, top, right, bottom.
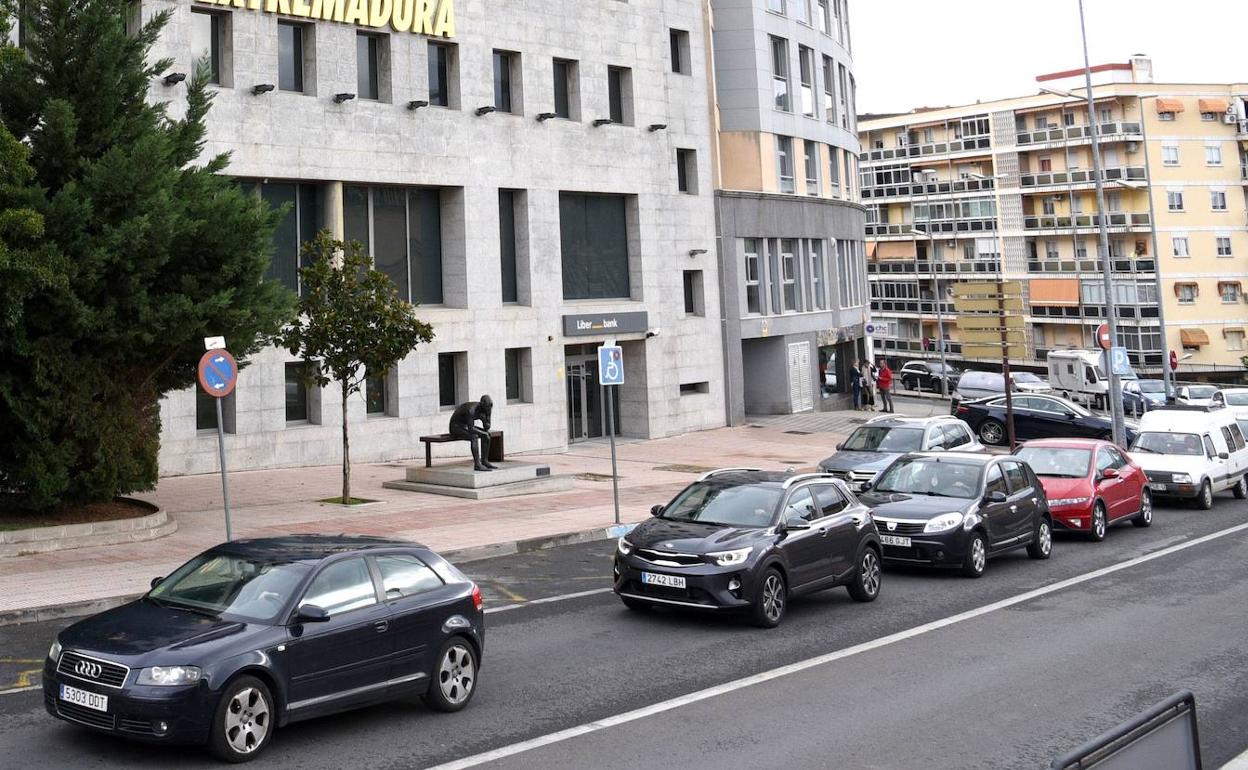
341, 382, 350, 504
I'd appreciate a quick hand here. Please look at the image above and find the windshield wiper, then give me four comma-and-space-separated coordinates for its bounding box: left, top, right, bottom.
1132, 446, 1157, 453
154, 598, 220, 618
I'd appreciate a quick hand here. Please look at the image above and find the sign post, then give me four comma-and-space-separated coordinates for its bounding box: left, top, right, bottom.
954, 282, 1025, 450
197, 342, 239, 541
598, 344, 625, 525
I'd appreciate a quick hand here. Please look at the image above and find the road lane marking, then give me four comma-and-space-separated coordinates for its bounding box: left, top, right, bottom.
0, 685, 38, 696
485, 588, 613, 614
429, 520, 1248, 770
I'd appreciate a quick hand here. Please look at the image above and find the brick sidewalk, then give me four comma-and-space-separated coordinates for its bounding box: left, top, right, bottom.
0, 411, 878, 617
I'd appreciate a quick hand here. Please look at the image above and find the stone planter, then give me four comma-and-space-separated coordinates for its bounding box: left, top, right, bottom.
0, 499, 176, 557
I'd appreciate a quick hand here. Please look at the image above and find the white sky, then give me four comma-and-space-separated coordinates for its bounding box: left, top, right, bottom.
851, 0, 1248, 115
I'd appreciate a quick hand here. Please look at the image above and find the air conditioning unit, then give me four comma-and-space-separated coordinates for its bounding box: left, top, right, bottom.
1125, 141, 1140, 153
1224, 113, 1238, 125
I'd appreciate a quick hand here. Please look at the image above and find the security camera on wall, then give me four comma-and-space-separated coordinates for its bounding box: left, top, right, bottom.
646, 328, 661, 338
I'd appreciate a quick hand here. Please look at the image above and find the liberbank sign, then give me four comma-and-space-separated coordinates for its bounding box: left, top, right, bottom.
196, 0, 456, 38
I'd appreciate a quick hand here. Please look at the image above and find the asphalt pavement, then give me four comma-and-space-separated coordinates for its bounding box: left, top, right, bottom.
2, 495, 1247, 769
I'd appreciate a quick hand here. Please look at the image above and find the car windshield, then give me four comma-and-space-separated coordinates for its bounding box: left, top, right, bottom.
1187, 386, 1218, 399
1015, 447, 1091, 478
1012, 372, 1043, 384
873, 459, 982, 499
1138, 380, 1166, 394
843, 426, 924, 452
1130, 432, 1203, 456
929, 363, 956, 373
659, 481, 782, 528
1238, 419, 1248, 437
1223, 392, 1248, 405
148, 552, 313, 622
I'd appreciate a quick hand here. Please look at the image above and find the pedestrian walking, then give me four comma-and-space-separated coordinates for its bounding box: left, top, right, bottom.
861, 361, 876, 411
851, 360, 862, 410
877, 358, 894, 413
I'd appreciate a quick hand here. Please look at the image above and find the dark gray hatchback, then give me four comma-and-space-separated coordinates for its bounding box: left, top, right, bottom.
613, 469, 883, 628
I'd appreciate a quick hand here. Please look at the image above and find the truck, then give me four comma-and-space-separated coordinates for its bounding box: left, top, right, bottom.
1046, 349, 1138, 410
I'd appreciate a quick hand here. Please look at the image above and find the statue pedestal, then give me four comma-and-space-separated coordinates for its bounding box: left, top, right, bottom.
382, 461, 574, 500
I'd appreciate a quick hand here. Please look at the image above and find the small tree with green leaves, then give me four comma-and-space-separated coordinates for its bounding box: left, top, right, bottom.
280, 233, 435, 503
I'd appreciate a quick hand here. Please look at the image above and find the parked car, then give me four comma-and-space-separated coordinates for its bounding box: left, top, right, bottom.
818, 415, 983, 492
614, 469, 883, 628
859, 452, 1052, 578
1175, 384, 1221, 407
1129, 406, 1248, 509
1214, 388, 1248, 436
1015, 439, 1152, 541
955, 393, 1137, 447
1122, 379, 1168, 416
44, 536, 484, 762
955, 370, 1052, 401
1047, 349, 1140, 409
898, 361, 961, 393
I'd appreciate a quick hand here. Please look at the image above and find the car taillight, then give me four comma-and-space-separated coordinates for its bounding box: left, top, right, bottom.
956, 406, 970, 414
471, 584, 483, 611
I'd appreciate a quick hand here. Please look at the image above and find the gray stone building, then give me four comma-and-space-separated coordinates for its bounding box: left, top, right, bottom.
141, 0, 725, 475
708, 0, 868, 422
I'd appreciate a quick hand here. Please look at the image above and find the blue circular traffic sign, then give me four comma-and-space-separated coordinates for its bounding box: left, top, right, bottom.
197, 349, 239, 398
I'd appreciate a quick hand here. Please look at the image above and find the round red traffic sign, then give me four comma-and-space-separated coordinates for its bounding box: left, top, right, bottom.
1170, 350, 1178, 371
197, 349, 239, 398
1096, 323, 1111, 351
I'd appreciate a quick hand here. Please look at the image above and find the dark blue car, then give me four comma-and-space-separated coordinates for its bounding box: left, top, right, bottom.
955, 392, 1137, 447
43, 535, 484, 762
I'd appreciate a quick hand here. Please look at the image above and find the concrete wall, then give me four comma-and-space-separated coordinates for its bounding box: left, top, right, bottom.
147, 0, 726, 475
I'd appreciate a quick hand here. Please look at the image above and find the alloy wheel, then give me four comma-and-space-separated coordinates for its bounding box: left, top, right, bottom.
1038, 521, 1052, 555
224, 687, 270, 755
1139, 493, 1153, 524
980, 421, 1004, 445
860, 551, 881, 597
438, 643, 476, 706
762, 574, 785, 622
970, 538, 986, 574
1092, 505, 1107, 540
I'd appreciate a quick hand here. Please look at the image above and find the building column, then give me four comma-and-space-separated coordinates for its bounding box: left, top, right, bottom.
323, 181, 345, 239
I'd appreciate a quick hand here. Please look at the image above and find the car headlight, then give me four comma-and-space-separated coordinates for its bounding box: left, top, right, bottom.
1172, 473, 1193, 484
923, 513, 965, 534
617, 537, 634, 556
137, 665, 203, 687
707, 547, 753, 566
1049, 497, 1091, 508
48, 638, 62, 664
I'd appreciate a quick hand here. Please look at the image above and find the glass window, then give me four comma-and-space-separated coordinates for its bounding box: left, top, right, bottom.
803, 142, 818, 195
1002, 461, 1029, 493
1167, 191, 1184, 211
366, 373, 387, 415
345, 186, 443, 305
1162, 145, 1179, 165
278, 22, 304, 93
608, 66, 630, 124
499, 189, 518, 303
190, 10, 223, 84
798, 46, 815, 117
559, 193, 630, 300
783, 488, 819, 523
744, 239, 761, 315
794, 0, 811, 24
767, 0, 785, 13
1221, 282, 1240, 303
827, 143, 840, 188
677, 148, 696, 194
1217, 236, 1233, 257
1227, 330, 1245, 351
777, 136, 794, 193
821, 56, 836, 122
1203, 435, 1217, 458
808, 240, 824, 309
874, 458, 983, 499
659, 481, 781, 528
356, 33, 380, 100
1131, 432, 1203, 456
504, 347, 524, 402
428, 42, 452, 106
149, 553, 312, 623
553, 58, 573, 118
493, 50, 514, 112
1017, 447, 1091, 478
942, 424, 970, 448
375, 554, 443, 599
1178, 284, 1196, 304
816, 0, 831, 33
843, 426, 923, 452
780, 239, 797, 311
812, 484, 847, 515
683, 270, 702, 315
438, 352, 458, 407
285, 361, 309, 422
300, 558, 378, 615
1211, 190, 1228, 211
669, 29, 689, 75
770, 36, 789, 112
984, 465, 1008, 496
1172, 236, 1189, 257
1206, 144, 1223, 165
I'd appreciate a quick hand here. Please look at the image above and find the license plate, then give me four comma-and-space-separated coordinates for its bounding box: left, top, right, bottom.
1149, 482, 1167, 491
641, 572, 686, 589
880, 534, 912, 547
60, 684, 108, 713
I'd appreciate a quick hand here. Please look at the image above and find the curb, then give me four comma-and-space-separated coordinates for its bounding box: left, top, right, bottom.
0, 521, 641, 628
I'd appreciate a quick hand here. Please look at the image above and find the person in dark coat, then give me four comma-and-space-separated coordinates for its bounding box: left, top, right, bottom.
449, 395, 497, 471
851, 360, 863, 410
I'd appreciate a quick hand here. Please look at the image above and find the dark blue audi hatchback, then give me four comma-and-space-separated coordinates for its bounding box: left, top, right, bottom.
43, 535, 484, 763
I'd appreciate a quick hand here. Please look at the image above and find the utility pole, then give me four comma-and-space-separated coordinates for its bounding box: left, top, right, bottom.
915, 170, 950, 397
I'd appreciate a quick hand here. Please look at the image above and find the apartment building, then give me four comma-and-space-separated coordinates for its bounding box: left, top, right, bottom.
859, 57, 1248, 377
126, 0, 726, 474
709, 0, 868, 422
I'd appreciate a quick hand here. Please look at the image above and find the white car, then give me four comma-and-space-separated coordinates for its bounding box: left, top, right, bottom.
1214, 388, 1248, 436
1129, 407, 1248, 509
1175, 384, 1220, 407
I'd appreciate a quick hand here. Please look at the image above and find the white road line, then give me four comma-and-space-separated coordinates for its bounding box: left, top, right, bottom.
486, 588, 613, 614
428, 520, 1248, 770
0, 685, 39, 696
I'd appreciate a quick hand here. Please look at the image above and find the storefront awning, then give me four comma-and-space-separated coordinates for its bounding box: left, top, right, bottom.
1180, 328, 1210, 347
1156, 98, 1186, 114
1198, 98, 1229, 114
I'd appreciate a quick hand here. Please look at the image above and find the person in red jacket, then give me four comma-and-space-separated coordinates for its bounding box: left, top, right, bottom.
876, 358, 894, 413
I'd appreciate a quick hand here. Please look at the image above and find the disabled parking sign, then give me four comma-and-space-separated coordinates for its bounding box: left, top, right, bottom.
598, 345, 624, 386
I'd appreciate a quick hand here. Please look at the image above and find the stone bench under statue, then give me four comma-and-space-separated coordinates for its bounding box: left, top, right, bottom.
418, 431, 505, 468
419, 395, 503, 469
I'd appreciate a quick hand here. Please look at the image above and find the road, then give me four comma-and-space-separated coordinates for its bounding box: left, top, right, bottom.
2, 497, 1247, 769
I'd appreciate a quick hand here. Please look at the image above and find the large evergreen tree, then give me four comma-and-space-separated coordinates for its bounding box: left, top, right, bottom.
0, 0, 295, 512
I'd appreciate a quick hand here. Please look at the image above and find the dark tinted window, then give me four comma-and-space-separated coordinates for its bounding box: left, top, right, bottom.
559, 193, 629, 300
812, 484, 847, 515
499, 189, 518, 303
1230, 423, 1247, 451
942, 423, 971, 448
553, 58, 572, 118
278, 22, 304, 92
493, 50, 513, 112
300, 558, 378, 615
1203, 435, 1217, 458
660, 481, 781, 528
375, 554, 443, 599
1002, 461, 1028, 493
783, 488, 819, 523
984, 465, 1008, 496
285, 362, 309, 422
428, 42, 450, 106
357, 33, 380, 100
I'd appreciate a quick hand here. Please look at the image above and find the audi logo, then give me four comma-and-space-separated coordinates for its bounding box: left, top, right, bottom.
75, 660, 103, 679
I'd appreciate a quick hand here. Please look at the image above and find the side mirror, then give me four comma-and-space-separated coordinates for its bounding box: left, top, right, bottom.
985, 490, 1008, 504
835, 442, 846, 451
859, 480, 872, 492
295, 605, 330, 624
650, 504, 664, 517
1219, 452, 1230, 460
150, 577, 164, 590
784, 517, 812, 530
1101, 468, 1119, 480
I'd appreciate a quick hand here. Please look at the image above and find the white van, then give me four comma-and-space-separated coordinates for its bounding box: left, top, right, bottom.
1129, 407, 1248, 509
1047, 349, 1138, 409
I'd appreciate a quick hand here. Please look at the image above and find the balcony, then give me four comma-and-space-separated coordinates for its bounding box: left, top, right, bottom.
867, 218, 997, 239
872, 335, 964, 358
1019, 166, 1147, 190
860, 135, 992, 165
1014, 121, 1142, 147
869, 299, 956, 316
869, 259, 1002, 276
1022, 212, 1151, 232
1026, 257, 1157, 274
1030, 303, 1160, 320
861, 177, 996, 202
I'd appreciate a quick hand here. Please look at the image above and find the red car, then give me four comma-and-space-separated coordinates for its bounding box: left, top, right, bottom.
1015, 439, 1153, 541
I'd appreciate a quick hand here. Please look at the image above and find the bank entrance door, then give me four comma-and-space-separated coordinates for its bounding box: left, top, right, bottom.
566, 345, 621, 442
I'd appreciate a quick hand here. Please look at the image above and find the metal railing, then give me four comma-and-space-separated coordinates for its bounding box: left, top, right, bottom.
1025, 257, 1156, 273
868, 259, 1002, 275
1014, 121, 1142, 146
868, 217, 997, 237
1019, 166, 1146, 189
1022, 212, 1150, 231
861, 177, 996, 201
860, 135, 992, 164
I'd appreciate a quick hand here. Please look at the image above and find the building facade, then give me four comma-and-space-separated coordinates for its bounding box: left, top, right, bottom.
708, 0, 868, 423
859, 58, 1248, 378
138, 0, 726, 475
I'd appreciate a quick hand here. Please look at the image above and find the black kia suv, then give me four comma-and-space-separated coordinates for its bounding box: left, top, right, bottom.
613, 469, 883, 628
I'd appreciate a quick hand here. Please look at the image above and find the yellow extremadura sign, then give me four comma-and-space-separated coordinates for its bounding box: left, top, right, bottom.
197, 0, 456, 39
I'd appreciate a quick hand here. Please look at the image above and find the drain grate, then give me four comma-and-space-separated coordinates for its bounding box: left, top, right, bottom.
653, 464, 716, 474
575, 472, 616, 482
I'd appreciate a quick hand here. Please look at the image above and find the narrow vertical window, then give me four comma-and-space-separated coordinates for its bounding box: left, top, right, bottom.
190, 10, 223, 84
804, 141, 819, 195
499, 189, 518, 303
428, 42, 452, 107
770, 37, 789, 112
493, 50, 513, 112
278, 22, 304, 93
356, 33, 380, 100
553, 58, 571, 118
608, 66, 632, 124
777, 136, 794, 193
669, 29, 690, 75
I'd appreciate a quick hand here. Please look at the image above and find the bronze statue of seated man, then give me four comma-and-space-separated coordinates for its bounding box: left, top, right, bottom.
448, 395, 497, 472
